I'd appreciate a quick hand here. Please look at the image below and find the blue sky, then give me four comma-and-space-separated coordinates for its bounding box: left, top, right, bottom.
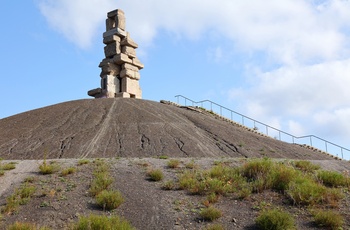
1, 0, 350, 158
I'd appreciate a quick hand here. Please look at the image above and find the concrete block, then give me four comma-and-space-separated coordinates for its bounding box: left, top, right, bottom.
121, 46, 136, 58
113, 53, 132, 65
87, 88, 102, 97
121, 33, 138, 48
122, 63, 139, 71
103, 35, 121, 45
115, 92, 130, 98
103, 28, 126, 38
100, 61, 121, 76
121, 77, 142, 96
104, 42, 121, 58
132, 58, 144, 69
120, 69, 140, 80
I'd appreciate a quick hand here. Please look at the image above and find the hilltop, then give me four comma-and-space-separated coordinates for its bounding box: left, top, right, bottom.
0, 98, 337, 160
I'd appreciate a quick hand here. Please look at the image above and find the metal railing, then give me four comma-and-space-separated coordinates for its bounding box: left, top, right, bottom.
175, 95, 350, 159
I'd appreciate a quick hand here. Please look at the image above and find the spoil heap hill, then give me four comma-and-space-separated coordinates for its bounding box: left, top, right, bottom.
0, 98, 335, 160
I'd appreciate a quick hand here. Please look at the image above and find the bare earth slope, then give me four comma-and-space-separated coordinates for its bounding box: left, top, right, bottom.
0, 98, 336, 160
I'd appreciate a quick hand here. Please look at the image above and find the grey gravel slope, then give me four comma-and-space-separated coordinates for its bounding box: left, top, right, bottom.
0, 98, 336, 160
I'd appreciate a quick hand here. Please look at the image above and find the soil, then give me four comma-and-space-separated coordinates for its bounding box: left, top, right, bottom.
0, 98, 349, 229
1, 157, 350, 230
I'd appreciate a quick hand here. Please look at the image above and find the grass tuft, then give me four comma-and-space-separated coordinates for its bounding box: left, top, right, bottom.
167, 159, 180, 168
71, 214, 134, 230
205, 224, 225, 230
317, 170, 348, 187
256, 208, 295, 230
200, 206, 222, 221
61, 167, 77, 176
147, 168, 164, 181
95, 190, 124, 211
77, 159, 90, 166
89, 172, 114, 196
39, 160, 59, 175
293, 160, 320, 173
1, 162, 16, 171
312, 209, 343, 229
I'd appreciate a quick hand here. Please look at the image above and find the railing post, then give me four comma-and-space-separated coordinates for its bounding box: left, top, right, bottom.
325, 142, 328, 153
310, 136, 313, 147
266, 126, 268, 135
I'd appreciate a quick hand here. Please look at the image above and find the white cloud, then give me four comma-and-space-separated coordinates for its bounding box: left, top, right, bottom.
38, 0, 115, 49
36, 0, 350, 149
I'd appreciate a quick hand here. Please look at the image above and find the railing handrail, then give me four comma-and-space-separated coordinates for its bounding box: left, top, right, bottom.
175, 95, 350, 159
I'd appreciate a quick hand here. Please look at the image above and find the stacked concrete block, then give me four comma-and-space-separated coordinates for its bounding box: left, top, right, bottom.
88, 9, 143, 99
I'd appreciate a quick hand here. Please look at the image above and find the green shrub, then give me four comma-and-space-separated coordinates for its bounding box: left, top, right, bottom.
287, 176, 325, 205
293, 160, 320, 172
241, 158, 273, 180
89, 172, 114, 196
7, 222, 37, 230
200, 206, 222, 221
313, 210, 343, 229
287, 176, 343, 206
0, 170, 4, 176
167, 159, 180, 168
162, 180, 176, 190
2, 194, 19, 214
206, 192, 219, 204
147, 169, 164, 181
71, 214, 134, 230
39, 161, 59, 175
256, 208, 295, 230
158, 155, 168, 159
317, 170, 348, 187
23, 177, 35, 183
19, 184, 36, 199
77, 159, 90, 166
270, 164, 298, 192
205, 224, 225, 230
61, 167, 77, 176
241, 159, 274, 192
1, 162, 16, 171
95, 190, 124, 211
185, 161, 197, 169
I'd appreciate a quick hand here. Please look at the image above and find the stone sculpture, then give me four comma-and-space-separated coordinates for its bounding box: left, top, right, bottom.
88, 9, 143, 99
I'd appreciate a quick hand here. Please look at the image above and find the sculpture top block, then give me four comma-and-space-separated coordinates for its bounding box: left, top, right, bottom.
88, 9, 143, 99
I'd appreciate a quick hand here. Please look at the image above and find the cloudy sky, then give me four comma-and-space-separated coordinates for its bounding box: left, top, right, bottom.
1, 0, 350, 158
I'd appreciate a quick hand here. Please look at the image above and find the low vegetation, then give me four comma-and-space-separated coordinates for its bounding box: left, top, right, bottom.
147, 168, 164, 181
256, 208, 295, 230
1, 182, 36, 215
38, 160, 59, 175
0, 161, 16, 176
70, 214, 134, 230
312, 209, 344, 229
95, 190, 124, 211
167, 159, 180, 168
7, 222, 50, 230
61, 167, 76, 176
77, 159, 90, 166
88, 160, 125, 211
200, 206, 222, 221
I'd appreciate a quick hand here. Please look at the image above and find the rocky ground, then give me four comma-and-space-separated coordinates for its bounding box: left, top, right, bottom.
1, 157, 350, 230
